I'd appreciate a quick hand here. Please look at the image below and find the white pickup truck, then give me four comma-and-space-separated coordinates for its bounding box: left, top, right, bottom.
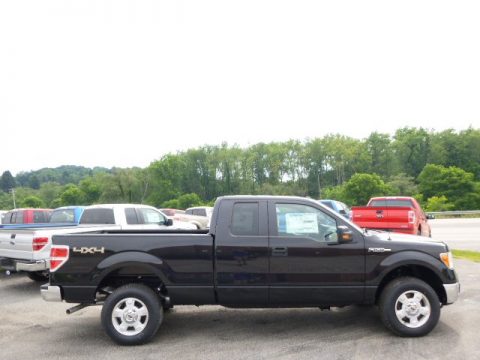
0, 204, 194, 281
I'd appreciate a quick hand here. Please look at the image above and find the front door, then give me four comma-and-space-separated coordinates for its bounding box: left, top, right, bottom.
268, 200, 365, 306
214, 200, 269, 306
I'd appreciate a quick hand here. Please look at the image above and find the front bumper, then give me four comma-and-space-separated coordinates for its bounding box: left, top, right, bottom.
41, 285, 62, 302
0, 258, 48, 272
443, 282, 460, 304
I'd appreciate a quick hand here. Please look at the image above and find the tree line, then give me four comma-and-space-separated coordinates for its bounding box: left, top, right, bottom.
1, 127, 479, 212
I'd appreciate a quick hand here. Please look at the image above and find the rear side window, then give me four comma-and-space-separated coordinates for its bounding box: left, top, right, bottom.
3, 212, 12, 224
125, 208, 140, 224
50, 209, 75, 223
193, 209, 206, 217
13, 211, 24, 224
33, 211, 49, 223
231, 203, 259, 236
80, 209, 115, 224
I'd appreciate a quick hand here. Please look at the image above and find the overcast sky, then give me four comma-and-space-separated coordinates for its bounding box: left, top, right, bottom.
1, 1, 479, 175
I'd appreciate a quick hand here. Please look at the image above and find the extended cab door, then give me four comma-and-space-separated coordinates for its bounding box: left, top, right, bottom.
268, 200, 365, 306
214, 199, 269, 306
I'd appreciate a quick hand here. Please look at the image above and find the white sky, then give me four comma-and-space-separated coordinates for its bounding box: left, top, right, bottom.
1, 1, 479, 175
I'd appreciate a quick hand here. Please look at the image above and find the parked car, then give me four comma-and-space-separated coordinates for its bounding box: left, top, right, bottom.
185, 206, 213, 220
351, 196, 432, 236
160, 208, 210, 229
0, 208, 52, 226
79, 204, 196, 230
42, 195, 459, 345
318, 199, 351, 219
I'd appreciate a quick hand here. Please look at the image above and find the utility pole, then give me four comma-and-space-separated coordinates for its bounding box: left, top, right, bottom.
10, 188, 16, 209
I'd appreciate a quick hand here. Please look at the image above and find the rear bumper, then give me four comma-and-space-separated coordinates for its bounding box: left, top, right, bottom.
443, 282, 460, 304
41, 284, 63, 302
0, 257, 48, 272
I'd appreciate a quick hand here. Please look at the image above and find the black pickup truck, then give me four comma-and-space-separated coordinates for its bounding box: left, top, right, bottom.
41, 196, 460, 345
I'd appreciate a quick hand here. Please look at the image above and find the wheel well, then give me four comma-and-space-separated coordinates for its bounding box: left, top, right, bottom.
375, 265, 447, 304
95, 266, 168, 302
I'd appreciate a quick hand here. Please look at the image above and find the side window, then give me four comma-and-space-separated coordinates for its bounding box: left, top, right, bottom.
80, 209, 115, 224
34, 211, 48, 223
231, 203, 259, 236
3, 212, 12, 224
193, 209, 206, 217
276, 204, 338, 243
138, 208, 165, 225
125, 208, 139, 224
13, 211, 24, 224
185, 209, 193, 215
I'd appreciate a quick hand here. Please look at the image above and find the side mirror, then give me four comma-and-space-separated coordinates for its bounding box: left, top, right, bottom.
165, 218, 173, 226
426, 214, 435, 220
337, 225, 354, 243
339, 209, 347, 215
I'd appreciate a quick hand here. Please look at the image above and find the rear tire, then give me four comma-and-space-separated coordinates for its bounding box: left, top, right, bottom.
27, 271, 49, 282
101, 284, 163, 345
379, 277, 440, 337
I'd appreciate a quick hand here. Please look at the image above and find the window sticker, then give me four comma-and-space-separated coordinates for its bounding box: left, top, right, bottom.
285, 213, 318, 234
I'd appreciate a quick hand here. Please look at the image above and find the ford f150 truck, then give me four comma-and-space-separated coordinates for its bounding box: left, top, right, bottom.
351, 197, 432, 236
42, 196, 459, 345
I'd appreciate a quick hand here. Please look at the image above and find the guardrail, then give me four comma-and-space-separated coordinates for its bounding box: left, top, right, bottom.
428, 210, 480, 216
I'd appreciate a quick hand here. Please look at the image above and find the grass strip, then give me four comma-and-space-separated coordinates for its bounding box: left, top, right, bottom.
452, 249, 480, 263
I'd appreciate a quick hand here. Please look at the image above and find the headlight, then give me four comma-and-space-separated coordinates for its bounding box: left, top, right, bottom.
440, 251, 454, 270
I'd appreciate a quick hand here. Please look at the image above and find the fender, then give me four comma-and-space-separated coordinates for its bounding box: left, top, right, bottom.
367, 250, 452, 286
92, 251, 169, 286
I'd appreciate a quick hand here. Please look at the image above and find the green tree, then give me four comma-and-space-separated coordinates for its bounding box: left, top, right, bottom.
393, 127, 431, 177
386, 173, 418, 196
21, 196, 45, 208
177, 193, 203, 209
418, 164, 479, 210
343, 173, 390, 205
0, 171, 16, 192
59, 184, 85, 205
424, 196, 454, 212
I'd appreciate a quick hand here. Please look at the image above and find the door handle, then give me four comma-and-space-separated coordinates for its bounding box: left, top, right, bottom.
272, 246, 288, 256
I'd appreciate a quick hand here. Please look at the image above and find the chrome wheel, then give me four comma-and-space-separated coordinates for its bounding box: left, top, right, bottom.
395, 290, 431, 328
111, 297, 149, 336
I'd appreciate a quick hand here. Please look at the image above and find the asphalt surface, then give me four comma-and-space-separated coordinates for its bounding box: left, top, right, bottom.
429, 218, 480, 251
0, 219, 479, 359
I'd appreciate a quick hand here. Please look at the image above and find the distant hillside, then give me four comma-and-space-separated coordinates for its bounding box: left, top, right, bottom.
15, 165, 111, 188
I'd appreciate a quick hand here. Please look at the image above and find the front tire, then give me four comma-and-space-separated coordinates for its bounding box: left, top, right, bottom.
379, 277, 440, 337
101, 284, 163, 345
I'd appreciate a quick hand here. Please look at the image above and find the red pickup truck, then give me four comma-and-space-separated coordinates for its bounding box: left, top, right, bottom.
0, 208, 52, 225
351, 197, 432, 237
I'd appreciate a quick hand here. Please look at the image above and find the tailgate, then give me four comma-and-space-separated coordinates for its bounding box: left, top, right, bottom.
386, 207, 414, 231
0, 230, 36, 261
351, 207, 390, 229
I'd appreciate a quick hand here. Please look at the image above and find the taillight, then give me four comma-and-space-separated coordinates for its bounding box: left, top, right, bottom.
408, 210, 416, 224
50, 245, 69, 272
33, 237, 49, 252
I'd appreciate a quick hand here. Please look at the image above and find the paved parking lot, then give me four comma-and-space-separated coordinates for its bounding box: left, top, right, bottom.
0, 257, 479, 360
430, 218, 480, 252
